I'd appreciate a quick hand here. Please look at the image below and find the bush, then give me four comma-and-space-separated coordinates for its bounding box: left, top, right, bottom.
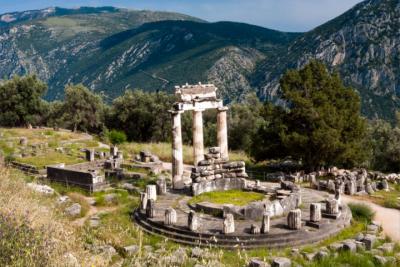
107, 130, 127, 145
348, 203, 375, 223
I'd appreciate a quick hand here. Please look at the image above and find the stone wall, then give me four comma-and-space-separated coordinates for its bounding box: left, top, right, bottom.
192, 177, 246, 196
47, 166, 106, 191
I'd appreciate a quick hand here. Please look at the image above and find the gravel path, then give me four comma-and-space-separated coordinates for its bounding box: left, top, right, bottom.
341, 195, 400, 242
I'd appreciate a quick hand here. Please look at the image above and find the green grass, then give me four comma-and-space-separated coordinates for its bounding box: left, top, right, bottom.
93, 189, 130, 206
373, 183, 400, 210
348, 203, 376, 223
188, 190, 265, 206
15, 152, 85, 169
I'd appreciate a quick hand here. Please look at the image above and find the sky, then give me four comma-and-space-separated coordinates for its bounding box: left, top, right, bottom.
0, 0, 364, 32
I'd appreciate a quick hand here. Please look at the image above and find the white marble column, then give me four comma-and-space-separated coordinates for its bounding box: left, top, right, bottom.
192, 109, 204, 166
171, 110, 184, 189
217, 107, 229, 160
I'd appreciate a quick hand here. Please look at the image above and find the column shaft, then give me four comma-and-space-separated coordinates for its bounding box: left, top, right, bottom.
192, 109, 204, 166
217, 107, 229, 160
171, 111, 184, 189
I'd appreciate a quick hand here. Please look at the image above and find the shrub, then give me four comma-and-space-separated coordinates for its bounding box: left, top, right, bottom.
107, 130, 127, 145
348, 203, 375, 223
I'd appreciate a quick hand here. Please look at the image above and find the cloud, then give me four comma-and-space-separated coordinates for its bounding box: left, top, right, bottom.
0, 0, 364, 32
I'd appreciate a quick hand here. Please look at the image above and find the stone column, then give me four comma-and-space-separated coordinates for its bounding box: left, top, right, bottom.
140, 192, 148, 212
192, 109, 204, 166
310, 203, 322, 222
85, 149, 94, 162
335, 190, 342, 206
326, 199, 339, 214
156, 178, 167, 195
261, 214, 270, 234
287, 209, 302, 230
223, 213, 235, 234
250, 224, 260, 234
164, 208, 177, 225
217, 107, 229, 160
188, 211, 199, 232
171, 110, 184, 189
146, 185, 157, 201
146, 199, 155, 218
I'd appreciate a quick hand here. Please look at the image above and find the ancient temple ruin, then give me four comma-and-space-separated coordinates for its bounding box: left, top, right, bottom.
170, 83, 229, 189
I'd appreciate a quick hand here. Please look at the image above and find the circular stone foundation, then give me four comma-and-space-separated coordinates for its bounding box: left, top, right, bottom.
134, 184, 352, 249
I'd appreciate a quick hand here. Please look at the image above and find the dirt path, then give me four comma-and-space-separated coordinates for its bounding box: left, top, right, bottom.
341, 195, 400, 242
72, 196, 118, 227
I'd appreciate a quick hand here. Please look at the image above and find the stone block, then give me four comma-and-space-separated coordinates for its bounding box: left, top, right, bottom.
362, 234, 376, 250
287, 209, 301, 230
342, 240, 356, 252
249, 258, 270, 267
223, 213, 235, 234
271, 257, 291, 267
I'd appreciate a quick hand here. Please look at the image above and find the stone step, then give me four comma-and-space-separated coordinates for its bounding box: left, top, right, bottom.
134, 210, 352, 249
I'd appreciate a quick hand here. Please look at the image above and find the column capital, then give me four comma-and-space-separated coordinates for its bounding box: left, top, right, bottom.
217, 106, 229, 112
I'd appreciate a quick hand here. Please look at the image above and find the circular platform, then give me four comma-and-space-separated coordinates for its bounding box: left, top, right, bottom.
133, 186, 352, 249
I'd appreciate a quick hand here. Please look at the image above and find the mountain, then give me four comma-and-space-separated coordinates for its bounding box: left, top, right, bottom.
253, 0, 400, 121
0, 6, 298, 102
2, 1, 400, 120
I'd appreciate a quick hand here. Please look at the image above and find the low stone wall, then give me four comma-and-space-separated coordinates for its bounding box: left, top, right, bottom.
191, 178, 246, 196
10, 161, 39, 174
47, 166, 106, 191
192, 191, 300, 220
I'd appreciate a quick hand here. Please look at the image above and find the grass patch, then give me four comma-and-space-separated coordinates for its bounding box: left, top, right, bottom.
348, 203, 375, 223
93, 189, 130, 206
15, 151, 85, 169
188, 190, 265, 206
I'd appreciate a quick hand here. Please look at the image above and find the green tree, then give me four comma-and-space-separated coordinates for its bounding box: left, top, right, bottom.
107, 129, 127, 145
251, 60, 368, 171
0, 75, 47, 127
62, 84, 105, 132
368, 119, 400, 172
108, 90, 175, 142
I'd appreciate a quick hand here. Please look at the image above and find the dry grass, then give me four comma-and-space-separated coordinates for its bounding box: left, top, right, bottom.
0, 167, 109, 266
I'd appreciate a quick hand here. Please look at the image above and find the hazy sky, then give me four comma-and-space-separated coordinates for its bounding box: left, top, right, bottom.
0, 0, 364, 32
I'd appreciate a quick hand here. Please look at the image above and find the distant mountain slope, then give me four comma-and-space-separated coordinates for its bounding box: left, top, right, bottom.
0, 7, 299, 101
253, 0, 400, 120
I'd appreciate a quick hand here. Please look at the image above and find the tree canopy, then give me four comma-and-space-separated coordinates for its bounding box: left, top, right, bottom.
61, 84, 105, 132
251, 60, 368, 170
0, 75, 47, 127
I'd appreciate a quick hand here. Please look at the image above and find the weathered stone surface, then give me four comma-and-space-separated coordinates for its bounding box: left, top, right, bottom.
164, 208, 177, 225
249, 258, 270, 267
342, 240, 357, 252
140, 192, 148, 211
188, 211, 199, 232
287, 209, 301, 230
223, 213, 235, 234
89, 215, 100, 228
57, 195, 70, 204
250, 224, 261, 234
362, 234, 376, 250
146, 199, 155, 218
310, 203, 321, 222
261, 214, 270, 234
271, 257, 291, 267
146, 184, 157, 201
378, 242, 395, 253
65, 203, 81, 217
123, 245, 139, 256
329, 242, 343, 251
326, 199, 339, 214
85, 149, 94, 162
156, 178, 167, 195
27, 183, 55, 195
315, 250, 329, 260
